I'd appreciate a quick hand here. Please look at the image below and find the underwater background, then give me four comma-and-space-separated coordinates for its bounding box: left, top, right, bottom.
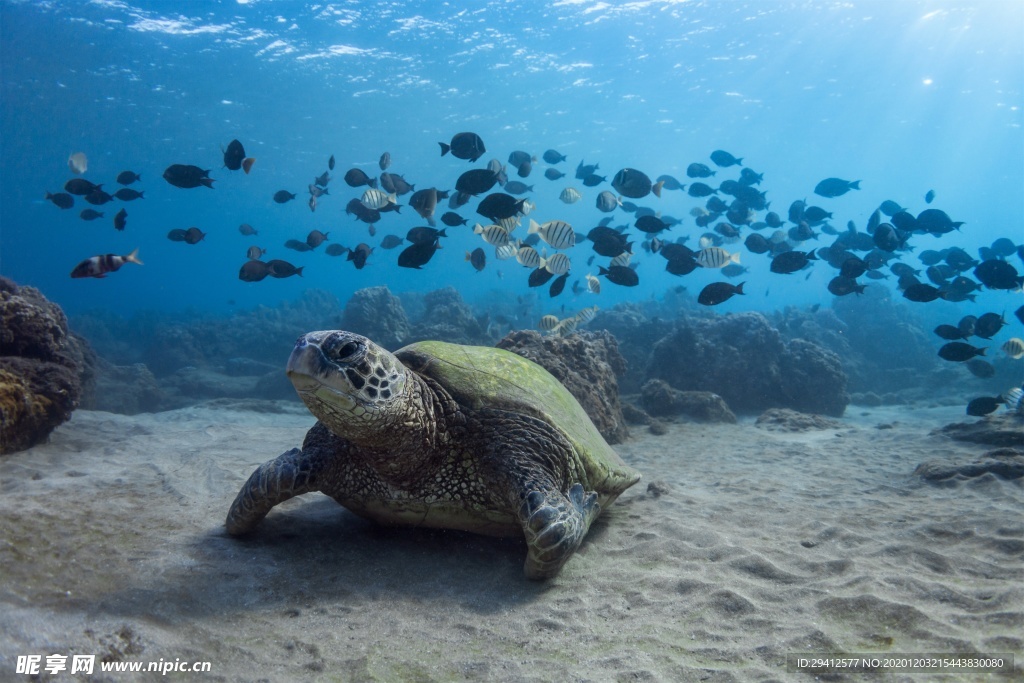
1, 0, 1022, 410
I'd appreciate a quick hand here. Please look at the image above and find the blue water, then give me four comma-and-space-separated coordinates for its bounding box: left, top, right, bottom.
1, 0, 1021, 327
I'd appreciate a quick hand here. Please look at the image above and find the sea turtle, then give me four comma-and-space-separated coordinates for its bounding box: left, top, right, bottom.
226, 330, 641, 579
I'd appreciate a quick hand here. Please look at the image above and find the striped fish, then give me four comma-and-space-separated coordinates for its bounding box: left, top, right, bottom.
555, 316, 578, 336
528, 219, 575, 250
70, 248, 143, 278
515, 243, 540, 268
473, 223, 510, 247
540, 252, 571, 275
360, 188, 397, 210
576, 305, 599, 323
494, 243, 518, 260
585, 274, 601, 295
610, 252, 631, 268
696, 247, 740, 268
497, 215, 521, 232
539, 314, 560, 332
559, 187, 582, 204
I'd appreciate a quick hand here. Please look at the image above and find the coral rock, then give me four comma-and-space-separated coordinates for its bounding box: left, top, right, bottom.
755, 408, 843, 432
341, 286, 411, 351
496, 329, 629, 444
640, 379, 737, 423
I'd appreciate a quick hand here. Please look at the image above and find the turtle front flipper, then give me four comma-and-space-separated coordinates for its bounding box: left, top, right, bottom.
226, 447, 322, 535
518, 482, 600, 580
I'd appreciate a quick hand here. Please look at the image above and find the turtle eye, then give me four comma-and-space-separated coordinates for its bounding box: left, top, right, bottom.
324, 336, 363, 363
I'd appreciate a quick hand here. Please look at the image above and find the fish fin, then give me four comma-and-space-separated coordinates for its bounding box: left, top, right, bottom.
125, 248, 143, 265
731, 251, 741, 264
652, 181, 664, 198
850, 180, 861, 190
242, 158, 256, 174
439, 142, 450, 157
295, 267, 304, 277
527, 219, 540, 235
93, 273, 107, 279
735, 282, 746, 295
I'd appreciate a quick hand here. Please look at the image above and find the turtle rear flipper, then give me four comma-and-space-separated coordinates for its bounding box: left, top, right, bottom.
519, 483, 600, 580
226, 447, 321, 535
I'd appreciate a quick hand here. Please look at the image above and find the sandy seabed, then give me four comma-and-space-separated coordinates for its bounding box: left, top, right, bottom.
1, 400, 1021, 682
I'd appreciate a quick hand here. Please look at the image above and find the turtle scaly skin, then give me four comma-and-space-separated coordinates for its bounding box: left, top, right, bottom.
226, 330, 640, 579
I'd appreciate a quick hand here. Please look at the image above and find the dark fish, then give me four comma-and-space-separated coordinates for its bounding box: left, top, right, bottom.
527, 267, 554, 287
314, 171, 331, 188
1017, 305, 1024, 327
273, 190, 296, 204
587, 226, 631, 257
182, 227, 205, 244
455, 169, 499, 196
599, 265, 639, 287
508, 150, 533, 168
466, 247, 486, 272
64, 178, 99, 195
379, 152, 391, 171
113, 208, 127, 231
738, 168, 763, 186
990, 237, 1017, 257
974, 312, 1006, 339
873, 223, 904, 252
379, 235, 404, 249
965, 359, 995, 378
744, 233, 772, 254
544, 168, 565, 181
698, 281, 744, 306
575, 160, 599, 180
345, 198, 380, 225
686, 162, 716, 178
223, 139, 249, 171
408, 188, 440, 222
503, 181, 534, 195
827, 276, 865, 296
343, 168, 378, 188
116, 171, 141, 185
839, 256, 868, 279
974, 259, 1022, 290
878, 200, 904, 216
917, 208, 963, 235
477, 193, 525, 222
710, 150, 742, 167
239, 260, 271, 282
439, 132, 486, 162
655, 174, 685, 191
79, 209, 104, 220
612, 168, 658, 199
595, 191, 619, 213
542, 149, 566, 164
328, 154, 336, 171
933, 324, 964, 341
380, 172, 415, 195
45, 192, 74, 209
267, 259, 303, 278
813, 178, 860, 198
306, 230, 330, 249
238, 223, 258, 236
635, 215, 668, 234
966, 396, 1002, 417
84, 187, 113, 205
440, 212, 467, 227
582, 174, 606, 187
548, 272, 568, 297
938, 342, 986, 362
113, 188, 144, 201
70, 248, 142, 278
803, 206, 832, 223
164, 231, 185, 244
163, 164, 213, 189
325, 243, 348, 257
687, 182, 717, 198
284, 239, 312, 252
770, 250, 817, 274
924, 189, 935, 204
397, 241, 440, 269
902, 283, 945, 302
348, 243, 372, 269
891, 210, 918, 232
406, 226, 446, 246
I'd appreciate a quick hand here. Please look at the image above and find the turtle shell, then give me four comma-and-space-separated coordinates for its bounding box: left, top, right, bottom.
395, 340, 640, 498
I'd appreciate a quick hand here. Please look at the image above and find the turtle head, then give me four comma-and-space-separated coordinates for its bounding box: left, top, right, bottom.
287, 331, 409, 439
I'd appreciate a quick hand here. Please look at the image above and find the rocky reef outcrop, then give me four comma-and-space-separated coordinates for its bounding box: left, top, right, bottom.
933, 413, 1024, 447
340, 286, 411, 351
1, 277, 92, 454
639, 379, 737, 423
496, 330, 629, 444
915, 447, 1024, 483
408, 287, 489, 347
646, 312, 849, 417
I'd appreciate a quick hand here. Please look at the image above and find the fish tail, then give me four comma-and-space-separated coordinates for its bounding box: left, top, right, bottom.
736, 282, 746, 295
527, 219, 540, 235
730, 251, 741, 264
295, 267, 304, 277
125, 248, 143, 265
465, 251, 472, 261
652, 181, 664, 198
850, 180, 861, 190
439, 142, 450, 157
